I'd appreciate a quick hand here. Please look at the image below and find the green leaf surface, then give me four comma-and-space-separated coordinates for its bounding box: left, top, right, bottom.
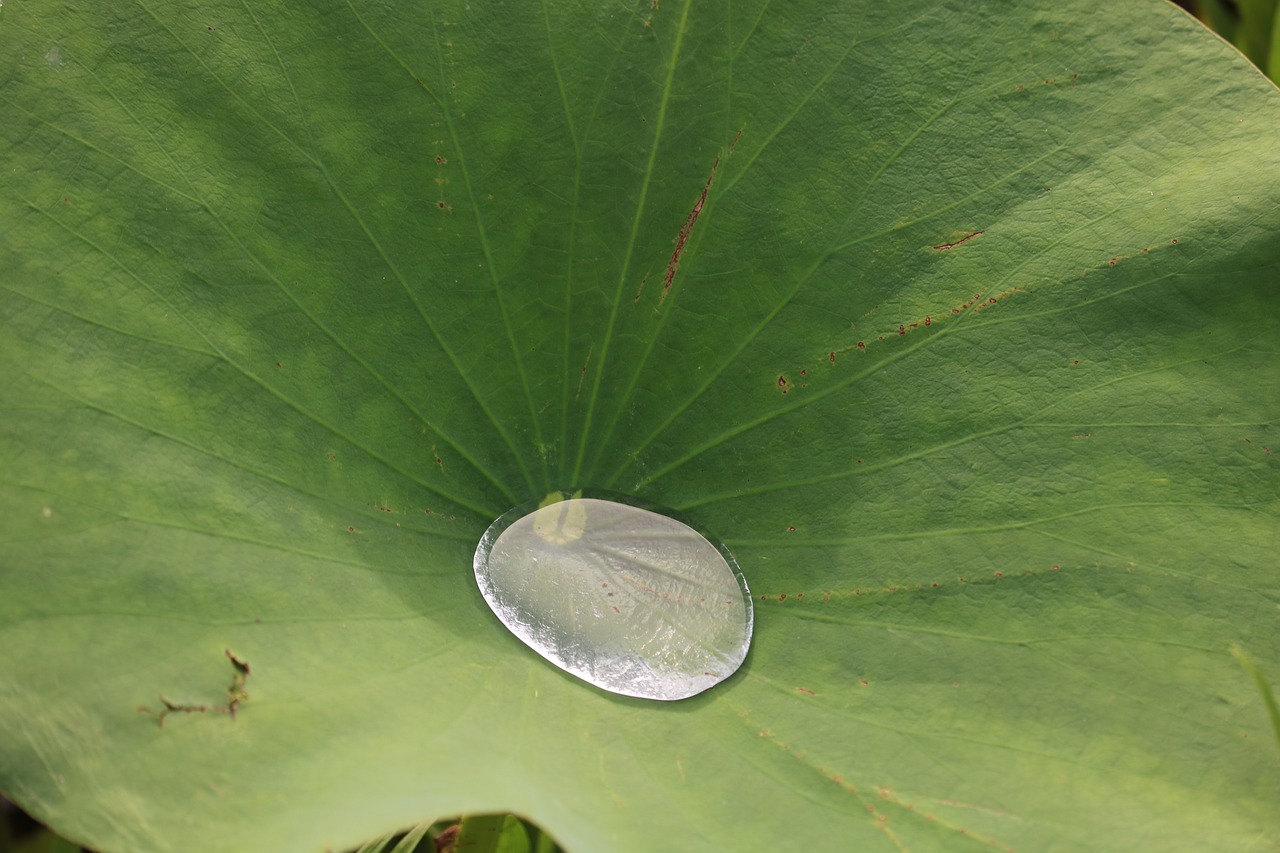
2, 1, 1278, 850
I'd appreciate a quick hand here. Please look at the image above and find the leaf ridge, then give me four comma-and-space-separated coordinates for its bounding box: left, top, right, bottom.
21, 199, 511, 515
608, 145, 1067, 490
570, 0, 696, 486
425, 0, 548, 490
12, 43, 522, 509
31, 373, 489, 531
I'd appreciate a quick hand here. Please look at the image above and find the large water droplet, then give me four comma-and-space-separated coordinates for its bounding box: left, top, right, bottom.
473, 491, 753, 701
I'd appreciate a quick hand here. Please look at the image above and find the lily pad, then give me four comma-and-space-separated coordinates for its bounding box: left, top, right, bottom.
1, 1, 1278, 851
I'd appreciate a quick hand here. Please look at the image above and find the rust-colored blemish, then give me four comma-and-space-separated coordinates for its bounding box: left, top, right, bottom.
660, 130, 742, 304
138, 649, 251, 728
932, 230, 985, 251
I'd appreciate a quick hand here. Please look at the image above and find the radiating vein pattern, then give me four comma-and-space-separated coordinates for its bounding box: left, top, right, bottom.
1, 1, 1278, 851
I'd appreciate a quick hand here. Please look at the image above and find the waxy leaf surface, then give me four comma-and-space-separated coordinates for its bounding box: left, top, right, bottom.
1, 1, 1278, 850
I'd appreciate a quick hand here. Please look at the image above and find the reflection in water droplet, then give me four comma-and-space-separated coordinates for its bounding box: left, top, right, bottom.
474, 492, 753, 701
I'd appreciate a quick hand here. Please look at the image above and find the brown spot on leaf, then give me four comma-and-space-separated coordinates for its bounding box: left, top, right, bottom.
660, 131, 741, 304
138, 649, 251, 728
932, 230, 985, 251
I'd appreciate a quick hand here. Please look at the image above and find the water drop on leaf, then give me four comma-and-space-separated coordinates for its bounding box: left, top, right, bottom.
474, 492, 753, 701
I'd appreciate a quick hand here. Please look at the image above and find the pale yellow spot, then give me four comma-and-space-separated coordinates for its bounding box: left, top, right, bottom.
533, 490, 586, 544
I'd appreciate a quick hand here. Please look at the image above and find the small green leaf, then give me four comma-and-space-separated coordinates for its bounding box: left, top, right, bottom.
353, 832, 397, 853
1231, 645, 1280, 751
454, 815, 527, 853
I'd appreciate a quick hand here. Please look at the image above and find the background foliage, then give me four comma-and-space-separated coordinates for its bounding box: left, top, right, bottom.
1176, 0, 1280, 80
